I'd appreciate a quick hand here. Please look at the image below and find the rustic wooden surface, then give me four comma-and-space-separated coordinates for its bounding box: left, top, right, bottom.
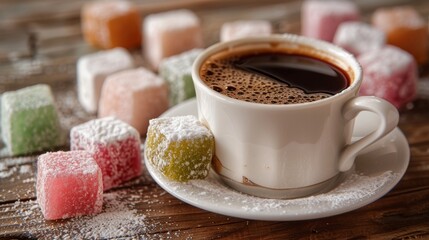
1, 0, 429, 239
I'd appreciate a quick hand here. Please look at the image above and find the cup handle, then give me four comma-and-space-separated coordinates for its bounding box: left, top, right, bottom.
338, 96, 399, 172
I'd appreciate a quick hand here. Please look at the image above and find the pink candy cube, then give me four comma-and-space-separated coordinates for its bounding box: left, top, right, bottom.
70, 117, 142, 190
143, 9, 203, 70
98, 68, 169, 135
334, 22, 385, 56
220, 20, 272, 42
301, 0, 359, 42
36, 151, 103, 220
358, 46, 418, 109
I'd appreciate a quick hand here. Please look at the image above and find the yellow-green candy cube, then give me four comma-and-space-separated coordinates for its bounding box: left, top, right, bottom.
145, 115, 214, 182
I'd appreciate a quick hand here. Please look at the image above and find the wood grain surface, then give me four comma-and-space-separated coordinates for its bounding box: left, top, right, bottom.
1, 0, 429, 239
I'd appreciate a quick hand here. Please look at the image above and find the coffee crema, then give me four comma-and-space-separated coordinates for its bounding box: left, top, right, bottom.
199, 48, 350, 104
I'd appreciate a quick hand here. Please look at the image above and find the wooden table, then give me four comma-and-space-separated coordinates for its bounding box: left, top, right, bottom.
1, 0, 429, 239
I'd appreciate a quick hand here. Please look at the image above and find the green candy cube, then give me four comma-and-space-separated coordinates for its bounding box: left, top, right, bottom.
145, 115, 214, 182
1, 84, 63, 155
159, 49, 203, 106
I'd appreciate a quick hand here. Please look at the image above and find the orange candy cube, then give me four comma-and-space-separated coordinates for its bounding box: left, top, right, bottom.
372, 6, 428, 64
82, 0, 141, 49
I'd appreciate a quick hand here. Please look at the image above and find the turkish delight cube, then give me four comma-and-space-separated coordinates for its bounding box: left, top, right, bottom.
333, 22, 385, 56
70, 117, 142, 190
372, 6, 428, 64
143, 9, 203, 70
82, 0, 141, 49
98, 67, 169, 135
77, 48, 134, 113
358, 45, 418, 109
159, 49, 203, 106
145, 115, 214, 182
1, 84, 63, 156
301, 0, 360, 42
36, 151, 103, 220
220, 20, 273, 42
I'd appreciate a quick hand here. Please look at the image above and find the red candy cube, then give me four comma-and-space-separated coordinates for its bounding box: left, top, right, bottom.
36, 151, 103, 220
358, 46, 418, 109
70, 117, 142, 190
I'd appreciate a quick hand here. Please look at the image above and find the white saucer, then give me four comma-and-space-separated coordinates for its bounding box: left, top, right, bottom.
145, 98, 410, 221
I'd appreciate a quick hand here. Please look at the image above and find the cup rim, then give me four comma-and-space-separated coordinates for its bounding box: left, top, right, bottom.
192, 34, 362, 109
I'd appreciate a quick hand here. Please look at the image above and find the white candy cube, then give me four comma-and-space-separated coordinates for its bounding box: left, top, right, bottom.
77, 48, 134, 113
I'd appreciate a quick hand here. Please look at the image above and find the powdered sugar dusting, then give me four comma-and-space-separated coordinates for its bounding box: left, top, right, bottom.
304, 0, 358, 15
146, 9, 200, 33
334, 22, 385, 56
150, 115, 212, 142
78, 48, 134, 76
71, 117, 139, 144
358, 46, 413, 77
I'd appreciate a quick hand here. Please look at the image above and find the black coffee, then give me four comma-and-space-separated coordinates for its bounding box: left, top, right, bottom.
200, 49, 349, 104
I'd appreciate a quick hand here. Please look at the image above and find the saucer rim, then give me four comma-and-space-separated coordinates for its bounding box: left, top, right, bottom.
145, 98, 410, 221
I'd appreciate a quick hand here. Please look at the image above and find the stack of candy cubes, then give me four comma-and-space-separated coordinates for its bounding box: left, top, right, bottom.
300, 0, 423, 109
36, 117, 142, 220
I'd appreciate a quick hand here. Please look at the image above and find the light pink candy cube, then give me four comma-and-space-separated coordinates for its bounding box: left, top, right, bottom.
301, 0, 359, 42
358, 46, 418, 109
334, 22, 385, 56
36, 151, 103, 220
143, 9, 203, 70
98, 67, 169, 135
220, 20, 272, 42
70, 117, 142, 190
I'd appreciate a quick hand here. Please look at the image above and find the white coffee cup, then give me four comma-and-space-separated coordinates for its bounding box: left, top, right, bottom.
192, 34, 399, 199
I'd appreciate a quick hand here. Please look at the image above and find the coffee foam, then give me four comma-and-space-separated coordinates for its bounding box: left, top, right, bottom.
200, 51, 331, 104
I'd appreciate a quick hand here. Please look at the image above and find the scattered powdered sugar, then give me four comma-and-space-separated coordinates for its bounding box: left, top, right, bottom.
150, 115, 213, 142
0, 156, 34, 179
160, 168, 398, 219
3, 191, 151, 239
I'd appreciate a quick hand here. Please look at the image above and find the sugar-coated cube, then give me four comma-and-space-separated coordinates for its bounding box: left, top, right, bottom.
159, 49, 203, 106
98, 67, 169, 135
1, 84, 63, 156
358, 46, 417, 109
77, 48, 134, 113
372, 6, 428, 64
145, 115, 214, 182
220, 20, 273, 42
333, 22, 385, 56
301, 0, 359, 42
82, 0, 141, 49
70, 117, 142, 190
143, 9, 203, 70
37, 151, 103, 220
